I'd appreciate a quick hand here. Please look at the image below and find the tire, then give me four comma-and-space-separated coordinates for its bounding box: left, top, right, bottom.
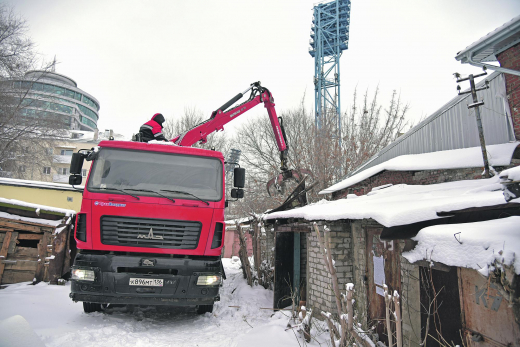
83, 302, 102, 313
196, 304, 214, 314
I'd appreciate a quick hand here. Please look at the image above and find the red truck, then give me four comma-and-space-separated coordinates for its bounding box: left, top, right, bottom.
68, 82, 295, 314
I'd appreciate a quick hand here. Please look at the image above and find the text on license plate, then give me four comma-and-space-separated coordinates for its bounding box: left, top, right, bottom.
129, 278, 163, 286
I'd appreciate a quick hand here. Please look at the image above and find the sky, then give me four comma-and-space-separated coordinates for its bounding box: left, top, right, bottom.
5, 0, 520, 138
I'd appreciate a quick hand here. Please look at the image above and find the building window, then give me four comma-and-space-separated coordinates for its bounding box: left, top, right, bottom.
46, 147, 54, 155
43, 167, 51, 175
82, 169, 87, 177
60, 149, 73, 156
58, 167, 69, 175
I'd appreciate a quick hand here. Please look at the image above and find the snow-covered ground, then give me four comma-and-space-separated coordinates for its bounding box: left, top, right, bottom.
0, 258, 326, 347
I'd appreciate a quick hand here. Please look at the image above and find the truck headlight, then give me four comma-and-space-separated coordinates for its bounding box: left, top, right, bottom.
72, 268, 95, 281
197, 275, 221, 286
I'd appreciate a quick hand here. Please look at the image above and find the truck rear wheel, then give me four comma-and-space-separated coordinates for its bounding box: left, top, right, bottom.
196, 304, 213, 314
83, 302, 102, 313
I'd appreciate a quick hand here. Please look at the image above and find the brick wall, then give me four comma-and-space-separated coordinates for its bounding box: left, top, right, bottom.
307, 221, 355, 316
497, 42, 520, 140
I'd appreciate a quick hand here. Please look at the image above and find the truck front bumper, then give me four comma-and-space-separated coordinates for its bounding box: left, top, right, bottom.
69, 252, 222, 306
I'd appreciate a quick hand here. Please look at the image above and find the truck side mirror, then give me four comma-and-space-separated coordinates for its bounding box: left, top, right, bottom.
233, 167, 245, 188
69, 174, 82, 185
70, 152, 85, 175
231, 188, 244, 199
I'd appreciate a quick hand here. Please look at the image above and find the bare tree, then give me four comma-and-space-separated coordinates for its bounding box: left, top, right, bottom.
0, 4, 62, 179
0, 5, 36, 78
341, 87, 408, 175
232, 88, 410, 215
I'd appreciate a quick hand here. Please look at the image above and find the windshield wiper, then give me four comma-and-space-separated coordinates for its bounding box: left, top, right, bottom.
99, 187, 140, 200
160, 189, 210, 205
124, 189, 176, 203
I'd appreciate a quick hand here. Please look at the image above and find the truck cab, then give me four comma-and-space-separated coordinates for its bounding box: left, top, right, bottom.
69, 140, 233, 314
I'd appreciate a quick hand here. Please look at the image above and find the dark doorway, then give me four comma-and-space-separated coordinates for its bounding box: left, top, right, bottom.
420, 266, 462, 346
273, 232, 294, 309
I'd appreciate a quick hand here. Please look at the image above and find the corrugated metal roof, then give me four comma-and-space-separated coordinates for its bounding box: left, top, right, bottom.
328, 71, 514, 190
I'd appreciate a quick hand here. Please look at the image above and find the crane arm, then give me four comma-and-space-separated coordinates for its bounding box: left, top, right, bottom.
171, 82, 289, 171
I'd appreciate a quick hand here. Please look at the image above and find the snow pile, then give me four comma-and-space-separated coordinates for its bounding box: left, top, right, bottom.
0, 315, 46, 347
147, 140, 179, 146
499, 165, 520, 202
500, 165, 520, 182
0, 259, 322, 347
321, 142, 519, 194
403, 216, 520, 276
266, 177, 507, 227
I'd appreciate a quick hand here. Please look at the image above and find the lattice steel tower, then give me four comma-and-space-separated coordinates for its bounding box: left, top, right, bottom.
309, 0, 351, 142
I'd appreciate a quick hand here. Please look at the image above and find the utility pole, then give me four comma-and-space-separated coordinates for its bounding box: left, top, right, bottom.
455, 67, 491, 178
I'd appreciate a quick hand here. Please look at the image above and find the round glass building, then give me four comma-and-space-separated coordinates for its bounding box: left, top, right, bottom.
10, 70, 100, 131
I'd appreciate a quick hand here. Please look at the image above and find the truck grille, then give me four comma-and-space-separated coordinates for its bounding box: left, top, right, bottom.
100, 216, 202, 249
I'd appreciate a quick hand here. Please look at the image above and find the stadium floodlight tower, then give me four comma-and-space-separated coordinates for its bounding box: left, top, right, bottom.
309, 0, 351, 143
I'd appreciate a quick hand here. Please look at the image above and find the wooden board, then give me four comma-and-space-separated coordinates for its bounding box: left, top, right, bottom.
0, 217, 57, 230
4, 260, 38, 272
17, 234, 43, 240
0, 220, 42, 233
9, 247, 39, 259
7, 232, 19, 253
366, 227, 401, 345
1, 270, 34, 284
0, 231, 13, 284
34, 232, 50, 283
459, 268, 520, 346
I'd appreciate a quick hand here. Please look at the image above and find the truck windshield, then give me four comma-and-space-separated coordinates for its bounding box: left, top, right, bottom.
87, 148, 222, 201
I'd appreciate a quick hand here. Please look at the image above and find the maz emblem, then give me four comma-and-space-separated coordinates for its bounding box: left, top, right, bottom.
137, 228, 164, 240
141, 259, 156, 267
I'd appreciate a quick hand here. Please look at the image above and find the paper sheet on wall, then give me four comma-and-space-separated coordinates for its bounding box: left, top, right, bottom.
373, 255, 385, 296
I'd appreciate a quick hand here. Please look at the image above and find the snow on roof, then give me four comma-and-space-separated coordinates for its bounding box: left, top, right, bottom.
320, 142, 519, 194
403, 216, 520, 276
0, 177, 83, 191
225, 216, 253, 225
0, 197, 76, 217
265, 175, 517, 228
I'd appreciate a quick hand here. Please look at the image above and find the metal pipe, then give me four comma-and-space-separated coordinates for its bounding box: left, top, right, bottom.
467, 56, 520, 77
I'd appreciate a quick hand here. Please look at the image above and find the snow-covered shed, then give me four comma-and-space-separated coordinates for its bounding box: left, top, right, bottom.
0, 198, 76, 286
263, 165, 520, 346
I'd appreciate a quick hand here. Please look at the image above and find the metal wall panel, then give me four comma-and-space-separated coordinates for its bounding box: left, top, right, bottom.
348, 72, 514, 177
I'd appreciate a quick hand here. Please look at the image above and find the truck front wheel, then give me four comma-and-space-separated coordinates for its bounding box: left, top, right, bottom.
196, 304, 213, 314
83, 302, 102, 313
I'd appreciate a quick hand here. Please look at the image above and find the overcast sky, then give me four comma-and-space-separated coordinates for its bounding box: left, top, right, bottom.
6, 0, 520, 138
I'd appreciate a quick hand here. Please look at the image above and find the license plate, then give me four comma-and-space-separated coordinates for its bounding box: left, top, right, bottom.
129, 278, 163, 286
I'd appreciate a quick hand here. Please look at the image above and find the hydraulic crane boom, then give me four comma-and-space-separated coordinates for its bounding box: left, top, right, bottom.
171, 82, 289, 172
